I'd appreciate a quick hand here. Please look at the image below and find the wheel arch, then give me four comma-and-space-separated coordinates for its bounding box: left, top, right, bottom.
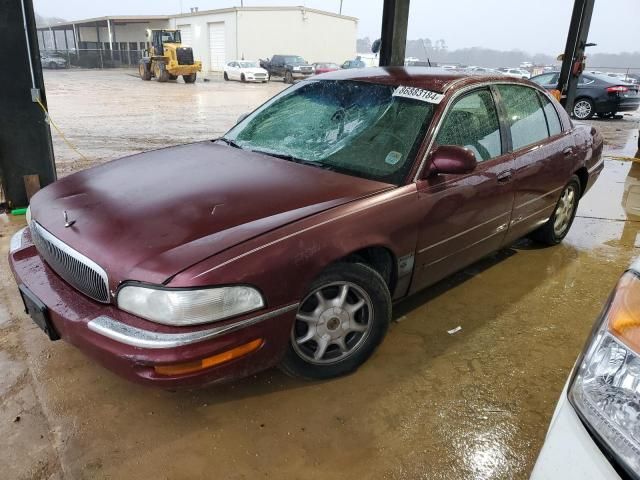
334, 245, 398, 294
574, 167, 588, 198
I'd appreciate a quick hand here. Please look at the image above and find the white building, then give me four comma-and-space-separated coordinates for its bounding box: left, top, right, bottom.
37, 6, 358, 72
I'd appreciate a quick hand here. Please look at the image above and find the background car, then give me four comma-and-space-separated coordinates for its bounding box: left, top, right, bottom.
498, 67, 531, 79
341, 59, 365, 69
531, 259, 640, 479
465, 66, 504, 75
41, 53, 67, 69
531, 71, 640, 119
260, 55, 314, 83
224, 60, 269, 83
312, 62, 340, 74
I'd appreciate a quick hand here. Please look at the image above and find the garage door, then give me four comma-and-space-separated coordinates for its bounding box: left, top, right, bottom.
208, 22, 225, 71
177, 24, 192, 47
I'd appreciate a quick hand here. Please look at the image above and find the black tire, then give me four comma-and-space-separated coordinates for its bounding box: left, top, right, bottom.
530, 175, 581, 245
155, 62, 170, 82
285, 71, 293, 84
223, 72, 229, 81
183, 73, 197, 83
279, 262, 391, 380
138, 63, 151, 81
572, 97, 595, 120
241, 73, 246, 82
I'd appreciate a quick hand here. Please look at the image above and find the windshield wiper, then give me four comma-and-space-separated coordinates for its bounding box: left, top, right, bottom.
251, 149, 333, 171
217, 137, 242, 149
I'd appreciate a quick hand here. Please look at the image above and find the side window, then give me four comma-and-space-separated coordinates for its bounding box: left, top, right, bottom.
435, 89, 502, 162
539, 94, 562, 137
497, 85, 549, 150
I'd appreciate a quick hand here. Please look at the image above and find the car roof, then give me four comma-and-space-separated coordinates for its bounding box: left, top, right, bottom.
313, 66, 531, 93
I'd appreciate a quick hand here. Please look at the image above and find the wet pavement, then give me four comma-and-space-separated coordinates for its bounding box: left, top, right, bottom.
1, 69, 640, 479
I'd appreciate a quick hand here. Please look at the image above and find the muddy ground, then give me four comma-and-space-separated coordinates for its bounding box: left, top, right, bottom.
1, 69, 640, 479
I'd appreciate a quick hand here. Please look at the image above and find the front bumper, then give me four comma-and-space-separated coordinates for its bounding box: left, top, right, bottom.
290, 71, 314, 79
8, 228, 297, 388
530, 383, 621, 480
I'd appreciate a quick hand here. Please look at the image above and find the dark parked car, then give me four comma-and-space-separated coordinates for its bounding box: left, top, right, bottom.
531, 71, 640, 119
9, 68, 603, 388
260, 55, 314, 83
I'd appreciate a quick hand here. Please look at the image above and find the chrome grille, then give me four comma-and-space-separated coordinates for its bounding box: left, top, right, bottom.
30, 222, 110, 303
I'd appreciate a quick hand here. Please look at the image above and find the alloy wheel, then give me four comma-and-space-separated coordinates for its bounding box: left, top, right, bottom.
292, 281, 374, 365
553, 184, 577, 236
573, 100, 592, 119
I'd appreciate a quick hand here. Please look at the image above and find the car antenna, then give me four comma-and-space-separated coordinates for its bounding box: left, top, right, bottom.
427, 57, 432, 67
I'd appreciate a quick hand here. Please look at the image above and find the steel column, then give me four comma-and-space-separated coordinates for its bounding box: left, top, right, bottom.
0, 0, 56, 207
378, 0, 410, 67
557, 0, 595, 114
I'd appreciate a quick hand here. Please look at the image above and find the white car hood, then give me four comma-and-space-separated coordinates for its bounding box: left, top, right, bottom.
240, 67, 268, 75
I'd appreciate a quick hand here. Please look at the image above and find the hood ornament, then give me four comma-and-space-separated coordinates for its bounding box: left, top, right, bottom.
63, 210, 76, 228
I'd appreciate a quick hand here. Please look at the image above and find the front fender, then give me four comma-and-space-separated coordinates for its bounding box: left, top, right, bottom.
168, 185, 422, 308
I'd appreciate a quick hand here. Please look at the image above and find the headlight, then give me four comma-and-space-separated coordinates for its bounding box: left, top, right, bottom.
293, 66, 301, 72
569, 270, 640, 477
117, 285, 265, 326
25, 205, 31, 224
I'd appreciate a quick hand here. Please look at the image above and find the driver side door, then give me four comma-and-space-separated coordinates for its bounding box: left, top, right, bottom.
411, 87, 516, 292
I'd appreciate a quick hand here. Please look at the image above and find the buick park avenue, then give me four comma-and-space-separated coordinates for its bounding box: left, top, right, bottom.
9, 68, 603, 387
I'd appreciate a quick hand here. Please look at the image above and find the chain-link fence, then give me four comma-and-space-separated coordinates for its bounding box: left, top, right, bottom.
39, 48, 146, 69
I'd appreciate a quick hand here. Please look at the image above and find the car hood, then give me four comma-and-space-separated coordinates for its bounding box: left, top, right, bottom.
30, 141, 392, 286
242, 67, 267, 74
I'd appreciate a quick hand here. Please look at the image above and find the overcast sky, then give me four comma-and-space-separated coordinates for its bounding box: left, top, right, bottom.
34, 0, 639, 55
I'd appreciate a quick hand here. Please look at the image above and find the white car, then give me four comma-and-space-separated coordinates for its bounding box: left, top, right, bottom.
499, 67, 531, 79
531, 260, 640, 480
223, 61, 269, 83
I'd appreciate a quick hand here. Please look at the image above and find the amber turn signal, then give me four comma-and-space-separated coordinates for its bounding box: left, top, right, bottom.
154, 338, 264, 376
608, 273, 640, 353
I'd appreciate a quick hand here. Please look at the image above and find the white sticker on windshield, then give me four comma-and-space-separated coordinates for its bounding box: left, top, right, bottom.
393, 86, 444, 104
385, 151, 403, 165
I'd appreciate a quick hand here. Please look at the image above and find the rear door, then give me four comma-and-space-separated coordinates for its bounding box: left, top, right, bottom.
412, 87, 515, 292
495, 85, 577, 243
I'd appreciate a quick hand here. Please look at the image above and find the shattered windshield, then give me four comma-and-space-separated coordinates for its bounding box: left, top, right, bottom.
223, 80, 436, 184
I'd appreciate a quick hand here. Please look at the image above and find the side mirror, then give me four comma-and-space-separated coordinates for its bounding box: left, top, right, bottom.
237, 112, 249, 124
425, 145, 477, 177
371, 38, 381, 54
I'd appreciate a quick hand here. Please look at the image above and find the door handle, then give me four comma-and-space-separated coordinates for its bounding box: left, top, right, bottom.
563, 147, 574, 156
497, 171, 512, 183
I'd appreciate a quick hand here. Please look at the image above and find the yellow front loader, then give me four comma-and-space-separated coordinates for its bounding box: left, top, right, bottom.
139, 29, 202, 83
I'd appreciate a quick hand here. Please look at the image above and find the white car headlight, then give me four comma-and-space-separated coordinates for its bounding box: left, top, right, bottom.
292, 66, 301, 72
117, 285, 265, 326
25, 205, 31, 224
569, 270, 640, 477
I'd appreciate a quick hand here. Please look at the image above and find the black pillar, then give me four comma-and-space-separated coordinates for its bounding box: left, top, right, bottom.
379, 0, 410, 67
0, 0, 56, 208
557, 0, 595, 114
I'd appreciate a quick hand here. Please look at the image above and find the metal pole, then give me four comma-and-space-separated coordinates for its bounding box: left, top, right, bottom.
339, 0, 343, 15
557, 0, 595, 114
0, 0, 56, 206
379, 0, 410, 67
107, 19, 113, 61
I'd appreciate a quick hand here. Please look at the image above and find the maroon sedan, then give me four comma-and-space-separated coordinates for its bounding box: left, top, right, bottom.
313, 62, 340, 74
9, 68, 603, 388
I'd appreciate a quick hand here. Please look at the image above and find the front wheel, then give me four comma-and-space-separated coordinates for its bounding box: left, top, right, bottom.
573, 98, 595, 120
138, 63, 151, 81
285, 71, 293, 84
183, 73, 197, 83
279, 263, 391, 380
531, 175, 581, 245
241, 73, 246, 82
223, 72, 229, 81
